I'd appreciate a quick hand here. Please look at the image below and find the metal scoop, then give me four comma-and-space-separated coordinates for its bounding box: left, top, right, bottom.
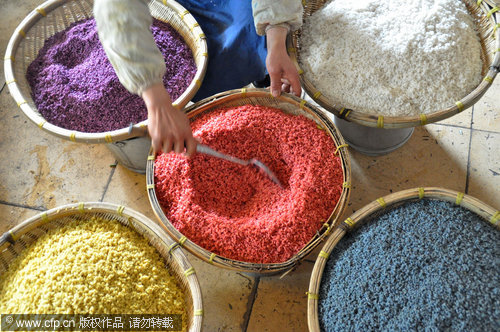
197, 143, 283, 188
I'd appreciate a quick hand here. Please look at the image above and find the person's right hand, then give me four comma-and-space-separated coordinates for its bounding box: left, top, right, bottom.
142, 83, 197, 157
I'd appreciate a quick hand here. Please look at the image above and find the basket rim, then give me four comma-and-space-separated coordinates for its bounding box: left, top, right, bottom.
483, 0, 500, 8
145, 87, 352, 275
3, 0, 208, 144
306, 186, 500, 332
0, 201, 203, 332
289, 0, 500, 129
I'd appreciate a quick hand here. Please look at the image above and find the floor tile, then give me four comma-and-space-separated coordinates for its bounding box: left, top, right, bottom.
0, 88, 115, 209
0, 0, 42, 87
471, 77, 500, 132
0, 203, 41, 234
344, 124, 470, 216
433, 106, 472, 128
100, 165, 156, 221
246, 261, 314, 332
186, 253, 255, 332
467, 130, 500, 209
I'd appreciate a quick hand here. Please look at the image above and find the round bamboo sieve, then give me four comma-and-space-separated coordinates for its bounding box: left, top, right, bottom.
3, 0, 208, 143
0, 202, 203, 332
307, 187, 500, 331
289, 0, 500, 128
146, 88, 352, 276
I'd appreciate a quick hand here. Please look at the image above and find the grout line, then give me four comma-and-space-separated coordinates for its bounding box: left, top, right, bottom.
464, 106, 474, 194
437, 123, 500, 135
241, 277, 260, 332
0, 82, 5, 94
430, 121, 500, 135
0, 200, 46, 212
431, 122, 471, 130
471, 128, 500, 135
99, 161, 117, 202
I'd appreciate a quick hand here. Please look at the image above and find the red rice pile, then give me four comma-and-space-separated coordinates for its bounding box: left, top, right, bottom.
154, 105, 343, 263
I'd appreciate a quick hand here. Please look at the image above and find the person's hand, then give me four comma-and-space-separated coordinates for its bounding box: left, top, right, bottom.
142, 83, 197, 156
266, 25, 301, 98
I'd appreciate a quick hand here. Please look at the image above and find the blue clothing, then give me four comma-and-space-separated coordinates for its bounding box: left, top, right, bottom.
176, 1, 267, 101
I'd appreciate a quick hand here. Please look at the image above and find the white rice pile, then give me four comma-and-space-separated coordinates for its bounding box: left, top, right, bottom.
299, 0, 483, 117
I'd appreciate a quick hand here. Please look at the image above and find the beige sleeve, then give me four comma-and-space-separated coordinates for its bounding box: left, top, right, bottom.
251, 0, 303, 36
94, 0, 165, 95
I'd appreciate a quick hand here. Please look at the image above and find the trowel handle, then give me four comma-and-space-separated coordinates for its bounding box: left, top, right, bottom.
196, 144, 248, 166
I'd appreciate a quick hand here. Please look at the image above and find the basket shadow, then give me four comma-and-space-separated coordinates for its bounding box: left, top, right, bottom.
346, 125, 470, 216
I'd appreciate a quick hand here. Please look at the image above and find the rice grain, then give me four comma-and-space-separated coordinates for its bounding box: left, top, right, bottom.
0, 217, 187, 332
318, 199, 500, 331
299, 0, 483, 116
154, 105, 344, 264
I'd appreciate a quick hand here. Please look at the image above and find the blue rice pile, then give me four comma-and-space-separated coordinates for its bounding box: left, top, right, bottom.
318, 199, 500, 332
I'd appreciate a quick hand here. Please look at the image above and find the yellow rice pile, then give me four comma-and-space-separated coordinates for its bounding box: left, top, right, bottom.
0, 217, 187, 330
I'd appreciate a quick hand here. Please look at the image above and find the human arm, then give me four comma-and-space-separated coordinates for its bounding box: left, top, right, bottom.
93, 0, 196, 155
252, 0, 303, 97
142, 83, 196, 156
266, 25, 301, 97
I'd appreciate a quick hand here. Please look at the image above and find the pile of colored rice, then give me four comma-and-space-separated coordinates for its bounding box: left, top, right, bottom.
318, 199, 500, 331
26, 18, 196, 132
299, 0, 482, 116
154, 105, 344, 263
0, 216, 187, 331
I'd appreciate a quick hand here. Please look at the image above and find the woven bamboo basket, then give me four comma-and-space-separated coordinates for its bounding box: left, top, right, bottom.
0, 202, 203, 332
3, 0, 207, 143
146, 88, 351, 276
484, 0, 500, 9
307, 187, 500, 331
289, 0, 500, 128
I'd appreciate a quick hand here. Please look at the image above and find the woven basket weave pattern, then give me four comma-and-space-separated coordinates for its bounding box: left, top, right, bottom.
306, 187, 500, 331
0, 202, 203, 332
290, 0, 500, 128
4, 0, 207, 143
146, 88, 351, 276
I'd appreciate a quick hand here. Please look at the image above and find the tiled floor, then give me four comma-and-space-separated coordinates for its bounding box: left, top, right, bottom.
1, 1, 499, 332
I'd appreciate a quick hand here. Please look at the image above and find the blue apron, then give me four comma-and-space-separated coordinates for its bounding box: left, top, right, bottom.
176, 0, 267, 101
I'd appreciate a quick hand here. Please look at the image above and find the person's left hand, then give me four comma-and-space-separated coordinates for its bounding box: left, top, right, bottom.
266, 25, 301, 98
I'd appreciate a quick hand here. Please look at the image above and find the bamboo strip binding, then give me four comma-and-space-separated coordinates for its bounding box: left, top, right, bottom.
307, 187, 500, 331
146, 88, 352, 276
0, 202, 203, 332
289, 0, 500, 128
3, 0, 208, 143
